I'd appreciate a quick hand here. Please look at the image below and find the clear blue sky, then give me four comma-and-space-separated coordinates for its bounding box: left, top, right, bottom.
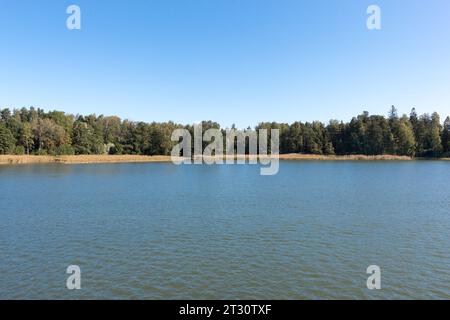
1, 0, 449, 128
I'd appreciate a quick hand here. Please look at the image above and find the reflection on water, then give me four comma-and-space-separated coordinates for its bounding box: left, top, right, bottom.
0, 162, 449, 299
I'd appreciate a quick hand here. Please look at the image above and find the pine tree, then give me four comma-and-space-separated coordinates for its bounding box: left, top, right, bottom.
442, 117, 450, 154
0, 124, 16, 154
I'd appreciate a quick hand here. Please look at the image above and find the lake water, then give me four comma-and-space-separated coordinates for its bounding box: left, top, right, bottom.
0, 161, 449, 299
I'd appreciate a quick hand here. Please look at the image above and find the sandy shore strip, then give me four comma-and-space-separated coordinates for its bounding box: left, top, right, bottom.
0, 154, 423, 165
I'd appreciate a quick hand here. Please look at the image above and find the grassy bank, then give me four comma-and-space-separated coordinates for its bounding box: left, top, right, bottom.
0, 154, 421, 165
278, 154, 414, 161
0, 155, 174, 165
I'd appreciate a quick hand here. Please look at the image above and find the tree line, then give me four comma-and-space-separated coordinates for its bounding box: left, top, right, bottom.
0, 106, 449, 157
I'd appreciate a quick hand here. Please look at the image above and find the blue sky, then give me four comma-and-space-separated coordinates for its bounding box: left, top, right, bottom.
1, 0, 449, 128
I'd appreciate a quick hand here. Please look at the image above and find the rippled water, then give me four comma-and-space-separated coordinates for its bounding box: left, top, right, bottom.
0, 161, 449, 299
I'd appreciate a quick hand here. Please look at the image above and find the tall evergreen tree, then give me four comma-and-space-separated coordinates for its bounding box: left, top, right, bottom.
442, 117, 450, 154
0, 124, 16, 154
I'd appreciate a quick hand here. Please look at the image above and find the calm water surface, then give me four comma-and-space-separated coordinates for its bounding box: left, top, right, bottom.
0, 161, 449, 299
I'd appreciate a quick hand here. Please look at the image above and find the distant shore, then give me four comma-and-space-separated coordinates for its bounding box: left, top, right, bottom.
2, 154, 447, 165
0, 155, 173, 165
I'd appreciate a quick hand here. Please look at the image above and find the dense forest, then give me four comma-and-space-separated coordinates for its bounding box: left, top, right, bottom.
0, 106, 449, 157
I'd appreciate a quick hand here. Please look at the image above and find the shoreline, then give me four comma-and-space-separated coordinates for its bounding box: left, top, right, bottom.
1, 154, 448, 165
0, 155, 173, 165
